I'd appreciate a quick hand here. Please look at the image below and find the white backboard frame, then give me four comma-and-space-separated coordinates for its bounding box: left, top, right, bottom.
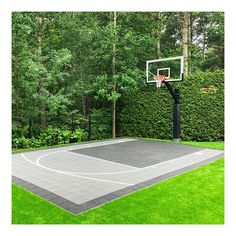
146, 56, 184, 83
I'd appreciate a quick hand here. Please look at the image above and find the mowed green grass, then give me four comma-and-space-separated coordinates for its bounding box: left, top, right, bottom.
12, 140, 224, 224
141, 138, 224, 150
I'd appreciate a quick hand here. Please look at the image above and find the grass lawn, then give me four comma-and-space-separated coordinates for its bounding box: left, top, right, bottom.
12, 140, 224, 224
141, 138, 224, 150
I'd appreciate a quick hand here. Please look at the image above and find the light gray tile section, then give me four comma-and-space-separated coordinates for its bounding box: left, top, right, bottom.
38, 151, 138, 174
12, 153, 223, 215
16, 138, 136, 160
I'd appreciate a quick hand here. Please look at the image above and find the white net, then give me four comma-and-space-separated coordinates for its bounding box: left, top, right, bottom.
156, 79, 162, 88
154, 75, 166, 88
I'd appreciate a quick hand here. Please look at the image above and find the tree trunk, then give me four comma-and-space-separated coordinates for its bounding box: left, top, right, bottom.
156, 39, 161, 59
37, 16, 46, 130
112, 100, 116, 139
182, 12, 190, 76
15, 56, 20, 122
203, 31, 207, 58
28, 117, 33, 138
79, 64, 86, 117
82, 96, 86, 116
188, 13, 192, 59
39, 78, 46, 130
112, 11, 117, 139
15, 98, 20, 122
155, 12, 161, 59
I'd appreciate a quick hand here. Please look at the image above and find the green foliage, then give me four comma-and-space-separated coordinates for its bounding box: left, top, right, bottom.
190, 12, 224, 71
13, 137, 31, 149
12, 127, 87, 149
90, 109, 112, 140
93, 74, 137, 102
12, 12, 224, 143
72, 129, 87, 142
120, 70, 224, 141
12, 12, 73, 135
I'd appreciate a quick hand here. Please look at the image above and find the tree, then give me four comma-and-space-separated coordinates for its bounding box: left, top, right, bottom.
91, 12, 141, 138
187, 12, 224, 71
154, 12, 161, 58
111, 11, 117, 138
182, 12, 191, 76
12, 12, 224, 144
153, 12, 167, 59
37, 16, 47, 129
12, 13, 72, 136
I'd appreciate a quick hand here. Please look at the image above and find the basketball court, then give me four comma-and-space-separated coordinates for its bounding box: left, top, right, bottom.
12, 138, 224, 214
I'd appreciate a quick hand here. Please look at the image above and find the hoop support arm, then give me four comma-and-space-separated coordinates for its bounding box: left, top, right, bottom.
164, 82, 179, 104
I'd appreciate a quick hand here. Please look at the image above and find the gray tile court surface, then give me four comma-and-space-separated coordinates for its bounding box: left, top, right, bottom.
12, 138, 224, 214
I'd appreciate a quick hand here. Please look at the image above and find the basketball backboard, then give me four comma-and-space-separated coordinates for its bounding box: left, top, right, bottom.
146, 56, 184, 83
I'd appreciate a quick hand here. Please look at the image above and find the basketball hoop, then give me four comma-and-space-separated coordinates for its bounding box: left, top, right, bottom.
153, 75, 166, 88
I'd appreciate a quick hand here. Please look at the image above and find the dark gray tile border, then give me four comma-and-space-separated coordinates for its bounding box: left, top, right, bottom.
12, 176, 80, 214
12, 153, 223, 215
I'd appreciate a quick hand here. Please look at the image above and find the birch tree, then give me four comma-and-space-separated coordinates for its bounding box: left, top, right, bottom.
182, 12, 191, 76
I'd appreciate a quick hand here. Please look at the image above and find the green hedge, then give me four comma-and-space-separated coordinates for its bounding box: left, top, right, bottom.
119, 70, 224, 141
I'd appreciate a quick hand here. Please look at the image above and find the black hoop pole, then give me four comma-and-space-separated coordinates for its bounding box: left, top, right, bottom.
173, 89, 181, 142
164, 82, 181, 142
28, 117, 33, 139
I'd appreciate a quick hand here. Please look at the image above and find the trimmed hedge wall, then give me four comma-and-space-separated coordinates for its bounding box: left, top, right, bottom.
119, 70, 224, 141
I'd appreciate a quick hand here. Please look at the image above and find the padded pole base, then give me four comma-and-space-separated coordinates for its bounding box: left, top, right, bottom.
173, 138, 182, 142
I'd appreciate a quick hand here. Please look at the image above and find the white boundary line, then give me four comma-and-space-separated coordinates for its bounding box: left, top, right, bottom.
21, 153, 133, 186
68, 154, 224, 217
57, 149, 209, 175
62, 149, 213, 175
22, 148, 223, 176
64, 138, 136, 151
14, 138, 136, 156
